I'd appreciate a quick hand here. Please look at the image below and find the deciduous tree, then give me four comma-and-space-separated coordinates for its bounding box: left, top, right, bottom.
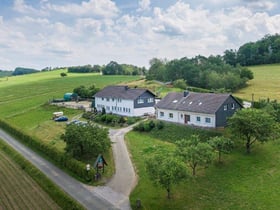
208, 136, 234, 163
146, 154, 188, 199
61, 123, 111, 160
228, 108, 278, 153
176, 135, 214, 176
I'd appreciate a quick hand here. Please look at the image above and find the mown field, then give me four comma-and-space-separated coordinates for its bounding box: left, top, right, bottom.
0, 70, 140, 150
235, 64, 280, 101
0, 148, 61, 210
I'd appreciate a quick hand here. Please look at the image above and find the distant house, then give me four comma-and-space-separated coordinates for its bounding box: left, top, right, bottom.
155, 91, 242, 128
94, 86, 156, 117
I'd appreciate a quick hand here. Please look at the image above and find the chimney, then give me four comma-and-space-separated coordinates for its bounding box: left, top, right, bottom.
184, 91, 189, 97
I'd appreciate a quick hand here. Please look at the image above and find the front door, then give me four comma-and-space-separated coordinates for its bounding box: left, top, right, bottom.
184, 114, 190, 124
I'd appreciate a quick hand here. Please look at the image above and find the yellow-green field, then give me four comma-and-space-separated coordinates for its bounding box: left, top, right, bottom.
234, 64, 280, 101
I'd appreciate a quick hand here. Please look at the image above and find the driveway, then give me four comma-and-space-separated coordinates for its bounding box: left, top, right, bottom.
0, 125, 137, 210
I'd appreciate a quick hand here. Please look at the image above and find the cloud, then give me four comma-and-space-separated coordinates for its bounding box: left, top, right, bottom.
138, 0, 151, 11
13, 0, 48, 16
1, 0, 280, 70
243, 0, 276, 11
46, 0, 119, 18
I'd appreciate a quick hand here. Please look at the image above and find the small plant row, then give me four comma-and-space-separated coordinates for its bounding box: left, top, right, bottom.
83, 111, 141, 127
0, 119, 95, 182
133, 120, 164, 132
0, 139, 85, 210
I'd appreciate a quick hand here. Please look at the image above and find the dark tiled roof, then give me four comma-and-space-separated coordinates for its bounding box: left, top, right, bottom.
94, 86, 155, 100
156, 92, 233, 114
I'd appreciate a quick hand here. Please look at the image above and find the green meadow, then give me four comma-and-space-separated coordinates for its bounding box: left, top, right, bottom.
0, 70, 139, 149
126, 129, 280, 210
235, 64, 280, 101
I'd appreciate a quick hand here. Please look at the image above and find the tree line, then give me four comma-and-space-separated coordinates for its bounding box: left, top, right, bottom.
12, 67, 39, 76
224, 34, 280, 66
67, 61, 146, 76
146, 56, 253, 92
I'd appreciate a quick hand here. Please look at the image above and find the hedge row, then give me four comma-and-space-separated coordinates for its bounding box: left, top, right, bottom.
0, 139, 85, 210
0, 119, 95, 182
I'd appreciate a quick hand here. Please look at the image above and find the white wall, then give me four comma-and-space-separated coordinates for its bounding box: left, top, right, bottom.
95, 97, 134, 117
133, 107, 155, 116
95, 97, 155, 117
156, 108, 216, 128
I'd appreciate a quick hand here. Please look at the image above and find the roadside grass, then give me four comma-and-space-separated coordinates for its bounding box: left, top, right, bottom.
126, 130, 280, 210
0, 139, 84, 210
234, 64, 280, 101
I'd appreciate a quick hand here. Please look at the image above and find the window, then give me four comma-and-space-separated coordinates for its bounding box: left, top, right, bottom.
148, 98, 154, 103
231, 103, 235, 109
224, 105, 228, 111
123, 107, 125, 112
112, 98, 115, 102
160, 112, 164, 117
137, 98, 144, 104
205, 117, 211, 123
102, 97, 104, 101
117, 98, 122, 102
106, 106, 110, 111
106, 98, 109, 102
169, 113, 173, 118
197, 116, 201, 122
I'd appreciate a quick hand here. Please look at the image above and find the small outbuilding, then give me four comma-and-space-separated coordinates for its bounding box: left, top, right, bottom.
63, 93, 78, 101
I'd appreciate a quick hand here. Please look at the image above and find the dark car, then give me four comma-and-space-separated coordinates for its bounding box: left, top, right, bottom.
54, 116, 68, 122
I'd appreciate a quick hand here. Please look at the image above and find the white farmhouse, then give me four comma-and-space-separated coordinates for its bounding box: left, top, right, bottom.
155, 91, 242, 128
94, 86, 156, 117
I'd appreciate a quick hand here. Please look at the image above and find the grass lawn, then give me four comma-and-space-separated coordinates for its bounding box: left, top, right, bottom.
126, 130, 280, 210
234, 64, 280, 101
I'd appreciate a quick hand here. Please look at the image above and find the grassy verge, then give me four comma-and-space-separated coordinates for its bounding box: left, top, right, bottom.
0, 139, 85, 210
126, 129, 280, 210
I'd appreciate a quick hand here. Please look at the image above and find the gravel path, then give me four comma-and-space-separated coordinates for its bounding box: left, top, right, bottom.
0, 125, 137, 210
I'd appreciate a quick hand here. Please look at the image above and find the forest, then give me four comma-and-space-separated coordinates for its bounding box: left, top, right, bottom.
224, 34, 280, 66
146, 56, 253, 92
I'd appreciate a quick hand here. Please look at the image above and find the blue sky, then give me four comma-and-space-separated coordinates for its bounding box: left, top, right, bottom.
0, 0, 280, 70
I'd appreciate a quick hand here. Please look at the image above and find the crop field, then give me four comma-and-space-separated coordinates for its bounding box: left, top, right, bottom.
0, 149, 61, 210
235, 64, 280, 101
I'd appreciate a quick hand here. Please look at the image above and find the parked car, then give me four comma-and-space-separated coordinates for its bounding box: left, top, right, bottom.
54, 116, 68, 122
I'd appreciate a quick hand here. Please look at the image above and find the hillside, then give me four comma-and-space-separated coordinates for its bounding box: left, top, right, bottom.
234, 64, 280, 101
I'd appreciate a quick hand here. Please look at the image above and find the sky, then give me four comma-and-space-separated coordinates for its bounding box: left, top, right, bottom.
0, 0, 280, 70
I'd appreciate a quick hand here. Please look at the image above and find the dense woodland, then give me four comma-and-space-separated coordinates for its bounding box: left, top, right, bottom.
224, 34, 280, 66
146, 56, 253, 92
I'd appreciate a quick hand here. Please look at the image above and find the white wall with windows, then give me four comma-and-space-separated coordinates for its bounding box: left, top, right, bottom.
95, 97, 134, 116
95, 97, 155, 117
156, 108, 216, 128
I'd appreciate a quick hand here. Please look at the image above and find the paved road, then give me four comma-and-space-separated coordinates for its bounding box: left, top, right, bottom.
0, 126, 136, 210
